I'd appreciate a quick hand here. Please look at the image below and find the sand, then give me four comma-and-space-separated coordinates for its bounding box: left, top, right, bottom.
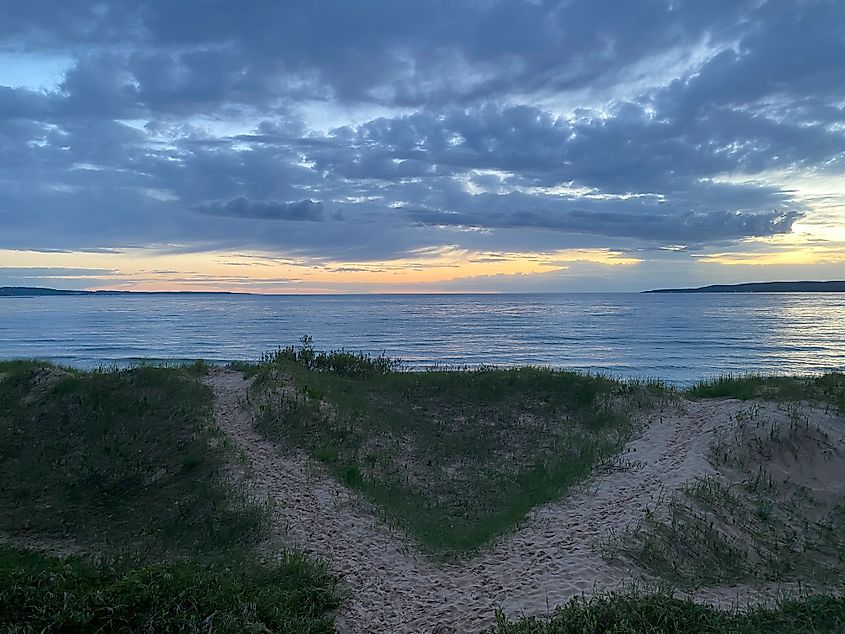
204, 368, 844, 633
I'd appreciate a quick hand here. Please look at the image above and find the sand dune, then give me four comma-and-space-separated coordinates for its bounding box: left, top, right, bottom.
205, 368, 844, 633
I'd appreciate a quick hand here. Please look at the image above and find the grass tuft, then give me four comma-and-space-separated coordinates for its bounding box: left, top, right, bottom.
492, 591, 845, 634
261, 335, 401, 378
687, 373, 845, 413
0, 546, 338, 633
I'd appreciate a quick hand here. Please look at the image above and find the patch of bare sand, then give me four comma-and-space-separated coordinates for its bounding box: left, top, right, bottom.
204, 369, 843, 633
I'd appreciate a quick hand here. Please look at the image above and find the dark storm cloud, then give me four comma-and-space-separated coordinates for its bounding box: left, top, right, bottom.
1, 0, 844, 261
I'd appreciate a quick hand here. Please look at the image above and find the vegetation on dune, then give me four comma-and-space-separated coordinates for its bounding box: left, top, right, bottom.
0, 361, 262, 556
0, 361, 339, 632
492, 592, 845, 634
246, 337, 668, 555
3, 353, 845, 631
0, 546, 337, 633
687, 373, 845, 413
602, 401, 845, 589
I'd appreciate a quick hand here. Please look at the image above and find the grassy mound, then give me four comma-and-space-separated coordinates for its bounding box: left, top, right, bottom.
492, 592, 845, 634
0, 360, 262, 556
0, 361, 339, 632
246, 339, 667, 554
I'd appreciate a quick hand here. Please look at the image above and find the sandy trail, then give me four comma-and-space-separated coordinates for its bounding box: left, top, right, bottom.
203, 368, 809, 633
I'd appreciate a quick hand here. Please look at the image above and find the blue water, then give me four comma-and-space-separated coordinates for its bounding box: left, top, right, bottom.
1, 293, 843, 384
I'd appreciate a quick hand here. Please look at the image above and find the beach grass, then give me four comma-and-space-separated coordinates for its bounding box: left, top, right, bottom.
0, 546, 337, 633
0, 360, 264, 556
4, 355, 845, 631
0, 361, 340, 631
601, 401, 845, 589
246, 339, 668, 555
687, 372, 845, 413
492, 592, 845, 634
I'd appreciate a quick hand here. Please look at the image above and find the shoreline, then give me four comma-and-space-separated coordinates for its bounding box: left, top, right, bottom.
2, 356, 843, 388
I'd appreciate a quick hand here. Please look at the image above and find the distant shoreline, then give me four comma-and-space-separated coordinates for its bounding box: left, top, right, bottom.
645, 281, 845, 293
0, 286, 258, 297
3, 282, 845, 297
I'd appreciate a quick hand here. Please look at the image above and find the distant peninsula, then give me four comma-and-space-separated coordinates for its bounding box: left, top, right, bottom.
0, 286, 257, 297
646, 281, 845, 293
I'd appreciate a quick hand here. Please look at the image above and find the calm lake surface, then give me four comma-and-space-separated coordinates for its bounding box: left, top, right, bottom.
1, 293, 843, 384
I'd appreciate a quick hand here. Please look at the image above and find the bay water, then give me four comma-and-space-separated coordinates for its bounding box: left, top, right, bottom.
1, 293, 843, 385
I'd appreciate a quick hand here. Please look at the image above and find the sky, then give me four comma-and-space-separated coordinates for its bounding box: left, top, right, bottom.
1, 0, 844, 293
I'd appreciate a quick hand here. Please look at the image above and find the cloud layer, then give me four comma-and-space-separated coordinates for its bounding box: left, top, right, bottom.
1, 0, 844, 287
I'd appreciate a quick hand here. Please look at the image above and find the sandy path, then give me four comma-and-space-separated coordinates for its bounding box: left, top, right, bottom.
203, 369, 771, 633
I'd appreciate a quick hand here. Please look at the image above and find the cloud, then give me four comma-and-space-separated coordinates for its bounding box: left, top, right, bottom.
194, 197, 324, 221
407, 203, 803, 244
0, 0, 843, 287
0, 266, 121, 289
0, 267, 117, 278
